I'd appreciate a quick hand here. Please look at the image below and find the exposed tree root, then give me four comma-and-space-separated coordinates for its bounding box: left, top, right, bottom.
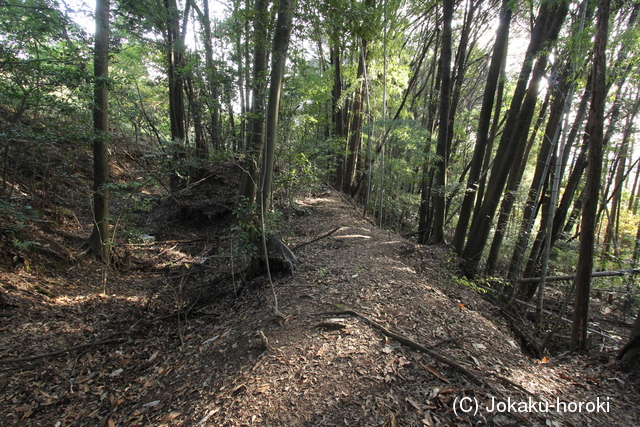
0, 335, 126, 366
322, 309, 502, 394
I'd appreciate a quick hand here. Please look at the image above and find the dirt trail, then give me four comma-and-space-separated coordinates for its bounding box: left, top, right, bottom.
1, 192, 638, 426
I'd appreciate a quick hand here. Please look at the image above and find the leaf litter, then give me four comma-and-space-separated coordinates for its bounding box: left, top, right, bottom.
0, 188, 639, 426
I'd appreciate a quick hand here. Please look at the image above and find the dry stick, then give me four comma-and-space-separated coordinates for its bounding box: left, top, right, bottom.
126, 238, 205, 247
0, 336, 126, 365
291, 227, 341, 251
519, 268, 640, 283
258, 198, 283, 319
540, 281, 576, 354
476, 284, 619, 341
325, 309, 493, 390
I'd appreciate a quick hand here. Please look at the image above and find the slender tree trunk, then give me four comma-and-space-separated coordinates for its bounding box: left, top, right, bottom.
417, 39, 441, 244
462, 0, 569, 275
331, 44, 348, 187
431, 0, 454, 243
572, 0, 609, 351
186, 76, 207, 161
258, 0, 294, 215
453, 1, 511, 253
239, 0, 269, 203
629, 157, 640, 213
201, 0, 220, 152
343, 45, 368, 195
235, 0, 246, 149
88, 0, 110, 262
603, 95, 640, 255
166, 0, 189, 191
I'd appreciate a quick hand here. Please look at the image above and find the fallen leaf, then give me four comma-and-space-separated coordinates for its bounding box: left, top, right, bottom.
232, 384, 247, 395
255, 384, 270, 394
424, 364, 450, 383
160, 412, 181, 422
407, 396, 423, 411
558, 372, 573, 381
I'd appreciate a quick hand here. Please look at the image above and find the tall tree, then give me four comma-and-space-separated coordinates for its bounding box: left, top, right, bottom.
88, 0, 111, 262
571, 0, 610, 351
430, 0, 453, 243
461, 0, 569, 275
165, 0, 190, 191
452, 0, 511, 252
239, 0, 270, 203
257, 0, 294, 215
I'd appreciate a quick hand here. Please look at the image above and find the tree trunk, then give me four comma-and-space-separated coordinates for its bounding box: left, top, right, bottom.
602, 94, 640, 256
430, 0, 454, 243
485, 89, 551, 276
201, 0, 220, 152
166, 0, 189, 191
88, 0, 110, 263
258, 0, 293, 216
417, 38, 441, 244
239, 0, 269, 203
343, 45, 368, 195
452, 0, 510, 253
619, 308, 640, 368
461, 0, 569, 275
572, 0, 609, 352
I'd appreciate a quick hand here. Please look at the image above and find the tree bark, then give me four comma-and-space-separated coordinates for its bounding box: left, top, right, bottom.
602, 94, 640, 256
88, 0, 110, 263
461, 0, 569, 275
343, 45, 368, 195
166, 0, 189, 191
258, 0, 294, 216
452, 0, 511, 253
572, 0, 609, 352
619, 307, 640, 367
200, 0, 220, 153
239, 0, 270, 203
430, 0, 454, 243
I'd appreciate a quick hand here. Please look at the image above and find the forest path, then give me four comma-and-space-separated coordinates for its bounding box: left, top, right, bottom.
1, 191, 638, 426
183, 192, 637, 426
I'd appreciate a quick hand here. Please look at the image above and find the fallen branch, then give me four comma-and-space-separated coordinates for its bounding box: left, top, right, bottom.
476, 284, 620, 341
292, 227, 341, 251
520, 268, 640, 283
401, 228, 429, 238
323, 309, 493, 390
126, 238, 205, 247
0, 336, 126, 365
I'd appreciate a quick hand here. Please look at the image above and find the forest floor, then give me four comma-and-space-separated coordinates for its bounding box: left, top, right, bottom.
1, 160, 640, 426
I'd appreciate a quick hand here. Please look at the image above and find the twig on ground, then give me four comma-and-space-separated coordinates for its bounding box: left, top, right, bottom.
0, 336, 126, 365
292, 227, 341, 251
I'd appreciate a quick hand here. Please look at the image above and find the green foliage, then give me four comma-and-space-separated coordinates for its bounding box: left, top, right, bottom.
0, 0, 91, 123
229, 196, 261, 264
0, 201, 39, 234
275, 152, 321, 205
451, 274, 488, 295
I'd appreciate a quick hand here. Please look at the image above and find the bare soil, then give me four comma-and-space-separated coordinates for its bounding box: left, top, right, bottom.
1, 168, 639, 426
